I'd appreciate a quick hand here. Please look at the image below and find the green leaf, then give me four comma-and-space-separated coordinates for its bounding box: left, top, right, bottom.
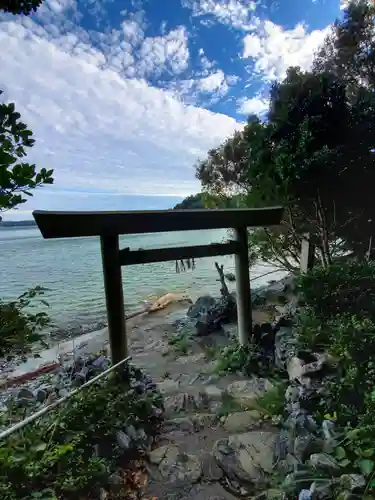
336, 446, 346, 460
359, 459, 374, 476
362, 449, 374, 458
339, 458, 351, 468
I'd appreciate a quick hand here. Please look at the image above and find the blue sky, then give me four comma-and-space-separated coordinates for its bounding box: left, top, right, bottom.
0, 0, 346, 219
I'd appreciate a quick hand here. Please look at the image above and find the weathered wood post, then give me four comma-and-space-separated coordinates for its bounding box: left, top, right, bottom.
300, 233, 315, 273
234, 225, 252, 345
100, 234, 128, 363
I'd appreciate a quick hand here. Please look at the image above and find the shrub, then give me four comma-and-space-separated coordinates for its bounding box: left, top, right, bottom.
0, 364, 164, 500
254, 381, 286, 417
214, 339, 275, 377
295, 307, 331, 351
297, 259, 375, 320
0, 286, 51, 357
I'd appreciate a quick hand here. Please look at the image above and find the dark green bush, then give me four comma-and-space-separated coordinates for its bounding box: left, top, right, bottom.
0, 286, 51, 357
0, 365, 164, 500
297, 259, 375, 319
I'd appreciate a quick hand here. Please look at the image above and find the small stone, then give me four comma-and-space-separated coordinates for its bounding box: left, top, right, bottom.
36, 389, 48, 403
125, 424, 138, 441
116, 430, 131, 450
299, 489, 313, 500
308, 453, 340, 474
58, 388, 70, 398
339, 474, 366, 493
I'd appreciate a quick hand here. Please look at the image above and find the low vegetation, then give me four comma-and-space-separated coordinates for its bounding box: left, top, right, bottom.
0, 364, 164, 500
296, 259, 375, 496
0, 286, 51, 358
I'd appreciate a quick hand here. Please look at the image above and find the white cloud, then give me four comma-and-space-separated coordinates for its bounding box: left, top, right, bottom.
138, 26, 190, 76
165, 69, 238, 105
0, 15, 241, 213
183, 0, 259, 30
237, 96, 268, 115
243, 21, 330, 81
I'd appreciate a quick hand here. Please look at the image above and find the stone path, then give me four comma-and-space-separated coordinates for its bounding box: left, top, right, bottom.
125, 309, 282, 500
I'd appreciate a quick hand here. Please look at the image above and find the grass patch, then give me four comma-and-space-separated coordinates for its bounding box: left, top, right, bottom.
168, 329, 193, 356
252, 381, 286, 418
216, 392, 243, 419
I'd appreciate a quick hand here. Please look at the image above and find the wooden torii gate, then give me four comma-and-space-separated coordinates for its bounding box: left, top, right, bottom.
33, 207, 283, 364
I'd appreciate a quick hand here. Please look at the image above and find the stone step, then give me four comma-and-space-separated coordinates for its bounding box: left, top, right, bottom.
147, 429, 281, 499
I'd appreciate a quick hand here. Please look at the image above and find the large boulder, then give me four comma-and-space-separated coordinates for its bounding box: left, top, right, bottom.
213, 430, 279, 486
186, 293, 237, 336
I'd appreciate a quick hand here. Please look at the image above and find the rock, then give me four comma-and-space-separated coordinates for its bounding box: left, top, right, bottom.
227, 378, 274, 404
213, 430, 278, 485
275, 326, 298, 370
223, 410, 261, 433
157, 379, 180, 393
58, 388, 70, 398
308, 453, 341, 474
225, 272, 236, 282
339, 474, 366, 493
187, 296, 217, 318
201, 452, 223, 481
116, 430, 131, 450
150, 445, 202, 483
166, 416, 195, 433
187, 294, 236, 336
164, 391, 210, 415
300, 360, 325, 378
108, 473, 123, 485
36, 388, 48, 403
74, 367, 88, 385
298, 490, 313, 500
322, 420, 339, 452
125, 425, 138, 441
18, 388, 34, 400
294, 430, 320, 461
287, 357, 305, 381
92, 355, 108, 370
204, 385, 223, 400
285, 385, 301, 403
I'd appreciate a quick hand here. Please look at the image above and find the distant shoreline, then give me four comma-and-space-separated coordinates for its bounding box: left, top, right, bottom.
0, 220, 36, 228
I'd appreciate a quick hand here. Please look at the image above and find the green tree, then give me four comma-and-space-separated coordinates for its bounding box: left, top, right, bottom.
0, 0, 43, 15
0, 90, 53, 217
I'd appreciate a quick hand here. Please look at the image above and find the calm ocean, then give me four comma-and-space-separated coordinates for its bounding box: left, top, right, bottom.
0, 227, 285, 330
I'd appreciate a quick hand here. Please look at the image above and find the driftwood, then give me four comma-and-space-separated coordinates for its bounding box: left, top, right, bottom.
175, 258, 195, 273
214, 261, 230, 298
